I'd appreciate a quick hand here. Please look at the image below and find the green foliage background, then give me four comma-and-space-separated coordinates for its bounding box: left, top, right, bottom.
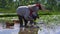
0, 0, 60, 13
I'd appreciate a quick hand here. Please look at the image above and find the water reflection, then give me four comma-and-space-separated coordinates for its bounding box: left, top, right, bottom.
0, 22, 60, 34
0, 23, 20, 34
0, 15, 60, 34
38, 24, 60, 34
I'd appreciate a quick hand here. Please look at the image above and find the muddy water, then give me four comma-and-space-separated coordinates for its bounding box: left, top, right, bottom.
38, 25, 60, 34
0, 22, 60, 34
0, 23, 20, 34
0, 15, 60, 34
37, 15, 60, 34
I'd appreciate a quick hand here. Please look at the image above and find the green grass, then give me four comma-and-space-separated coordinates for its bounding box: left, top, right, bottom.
0, 9, 60, 18
0, 8, 16, 13
0, 8, 60, 15
0, 15, 60, 26
38, 10, 60, 15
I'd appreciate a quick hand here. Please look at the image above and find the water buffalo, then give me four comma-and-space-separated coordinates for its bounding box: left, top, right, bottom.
16, 3, 44, 28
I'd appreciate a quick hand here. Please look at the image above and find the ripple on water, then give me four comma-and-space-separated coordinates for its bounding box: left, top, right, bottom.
38, 25, 60, 34
0, 23, 20, 34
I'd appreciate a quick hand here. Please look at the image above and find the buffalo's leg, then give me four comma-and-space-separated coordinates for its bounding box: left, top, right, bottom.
18, 15, 23, 27
23, 17, 28, 28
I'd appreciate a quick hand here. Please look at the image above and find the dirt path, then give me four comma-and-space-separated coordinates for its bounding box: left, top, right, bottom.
19, 28, 39, 34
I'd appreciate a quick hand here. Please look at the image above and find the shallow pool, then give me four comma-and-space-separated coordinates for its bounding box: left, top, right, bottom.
0, 23, 20, 34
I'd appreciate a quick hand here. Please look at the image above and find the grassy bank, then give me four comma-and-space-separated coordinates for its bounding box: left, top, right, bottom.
0, 8, 16, 13
0, 9, 60, 16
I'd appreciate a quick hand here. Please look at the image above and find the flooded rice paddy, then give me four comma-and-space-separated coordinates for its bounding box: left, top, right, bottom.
0, 15, 60, 34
